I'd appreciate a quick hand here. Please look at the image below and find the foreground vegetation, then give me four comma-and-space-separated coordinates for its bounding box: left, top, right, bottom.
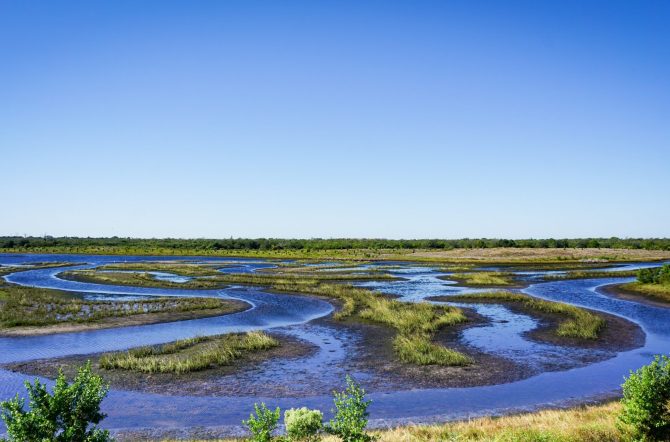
1, 362, 112, 442
5, 354, 670, 441
192, 354, 670, 441
449, 292, 605, 340
99, 331, 278, 374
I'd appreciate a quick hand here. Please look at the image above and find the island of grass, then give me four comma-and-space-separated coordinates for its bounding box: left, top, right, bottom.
60, 262, 400, 290
543, 269, 639, 281
0, 282, 248, 336
99, 331, 279, 373
439, 271, 521, 287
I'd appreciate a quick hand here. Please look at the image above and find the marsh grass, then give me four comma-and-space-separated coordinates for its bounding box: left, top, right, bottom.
444, 271, 517, 286
99, 331, 278, 374
451, 292, 605, 340
544, 270, 638, 281
97, 262, 222, 277
62, 269, 223, 289
0, 284, 234, 328
620, 281, 670, 303
270, 280, 471, 366
63, 266, 398, 292
358, 298, 471, 365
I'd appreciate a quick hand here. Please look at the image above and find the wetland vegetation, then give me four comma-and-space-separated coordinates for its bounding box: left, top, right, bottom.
61, 264, 399, 291
0, 268, 247, 334
543, 269, 639, 281
440, 271, 519, 286
0, 250, 665, 441
446, 292, 606, 340
99, 331, 279, 374
617, 264, 670, 304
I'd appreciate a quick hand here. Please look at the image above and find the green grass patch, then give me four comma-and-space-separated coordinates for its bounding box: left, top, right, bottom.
450, 291, 605, 340
269, 280, 471, 366
96, 262, 223, 276
99, 331, 278, 374
443, 271, 517, 286
620, 281, 670, 303
61, 269, 223, 289
543, 270, 638, 281
62, 265, 399, 291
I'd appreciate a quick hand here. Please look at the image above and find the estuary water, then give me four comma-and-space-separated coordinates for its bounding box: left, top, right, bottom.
0, 253, 669, 434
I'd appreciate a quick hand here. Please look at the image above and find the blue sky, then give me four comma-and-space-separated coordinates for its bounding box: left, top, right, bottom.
2, 1, 668, 239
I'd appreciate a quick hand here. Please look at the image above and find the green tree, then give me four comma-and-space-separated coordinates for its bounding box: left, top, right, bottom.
325, 376, 374, 442
1, 361, 112, 442
619, 355, 670, 441
243, 402, 280, 442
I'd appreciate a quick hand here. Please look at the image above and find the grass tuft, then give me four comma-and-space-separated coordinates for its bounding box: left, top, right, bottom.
99, 331, 278, 374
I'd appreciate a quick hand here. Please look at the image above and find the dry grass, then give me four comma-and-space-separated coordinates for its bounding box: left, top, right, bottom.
358, 402, 623, 442
396, 247, 670, 263
159, 402, 623, 442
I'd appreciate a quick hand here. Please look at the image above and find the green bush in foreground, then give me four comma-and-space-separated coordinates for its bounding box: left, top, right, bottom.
0, 361, 112, 442
284, 407, 323, 441
619, 354, 670, 441
325, 376, 375, 442
244, 403, 281, 442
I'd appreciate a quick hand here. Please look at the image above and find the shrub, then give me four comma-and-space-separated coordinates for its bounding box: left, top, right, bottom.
243, 402, 281, 442
637, 265, 670, 285
284, 407, 323, 441
0, 361, 112, 442
325, 375, 375, 442
619, 355, 670, 441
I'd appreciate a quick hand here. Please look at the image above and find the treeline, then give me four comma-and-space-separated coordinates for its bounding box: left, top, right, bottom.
1, 236, 669, 251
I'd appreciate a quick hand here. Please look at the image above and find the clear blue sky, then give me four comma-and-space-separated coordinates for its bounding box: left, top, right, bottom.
2, 1, 668, 239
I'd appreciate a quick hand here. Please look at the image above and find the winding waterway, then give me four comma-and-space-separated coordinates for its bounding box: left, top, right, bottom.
1, 254, 669, 435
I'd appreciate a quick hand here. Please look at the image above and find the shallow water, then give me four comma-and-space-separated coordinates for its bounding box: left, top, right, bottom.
0, 254, 668, 433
